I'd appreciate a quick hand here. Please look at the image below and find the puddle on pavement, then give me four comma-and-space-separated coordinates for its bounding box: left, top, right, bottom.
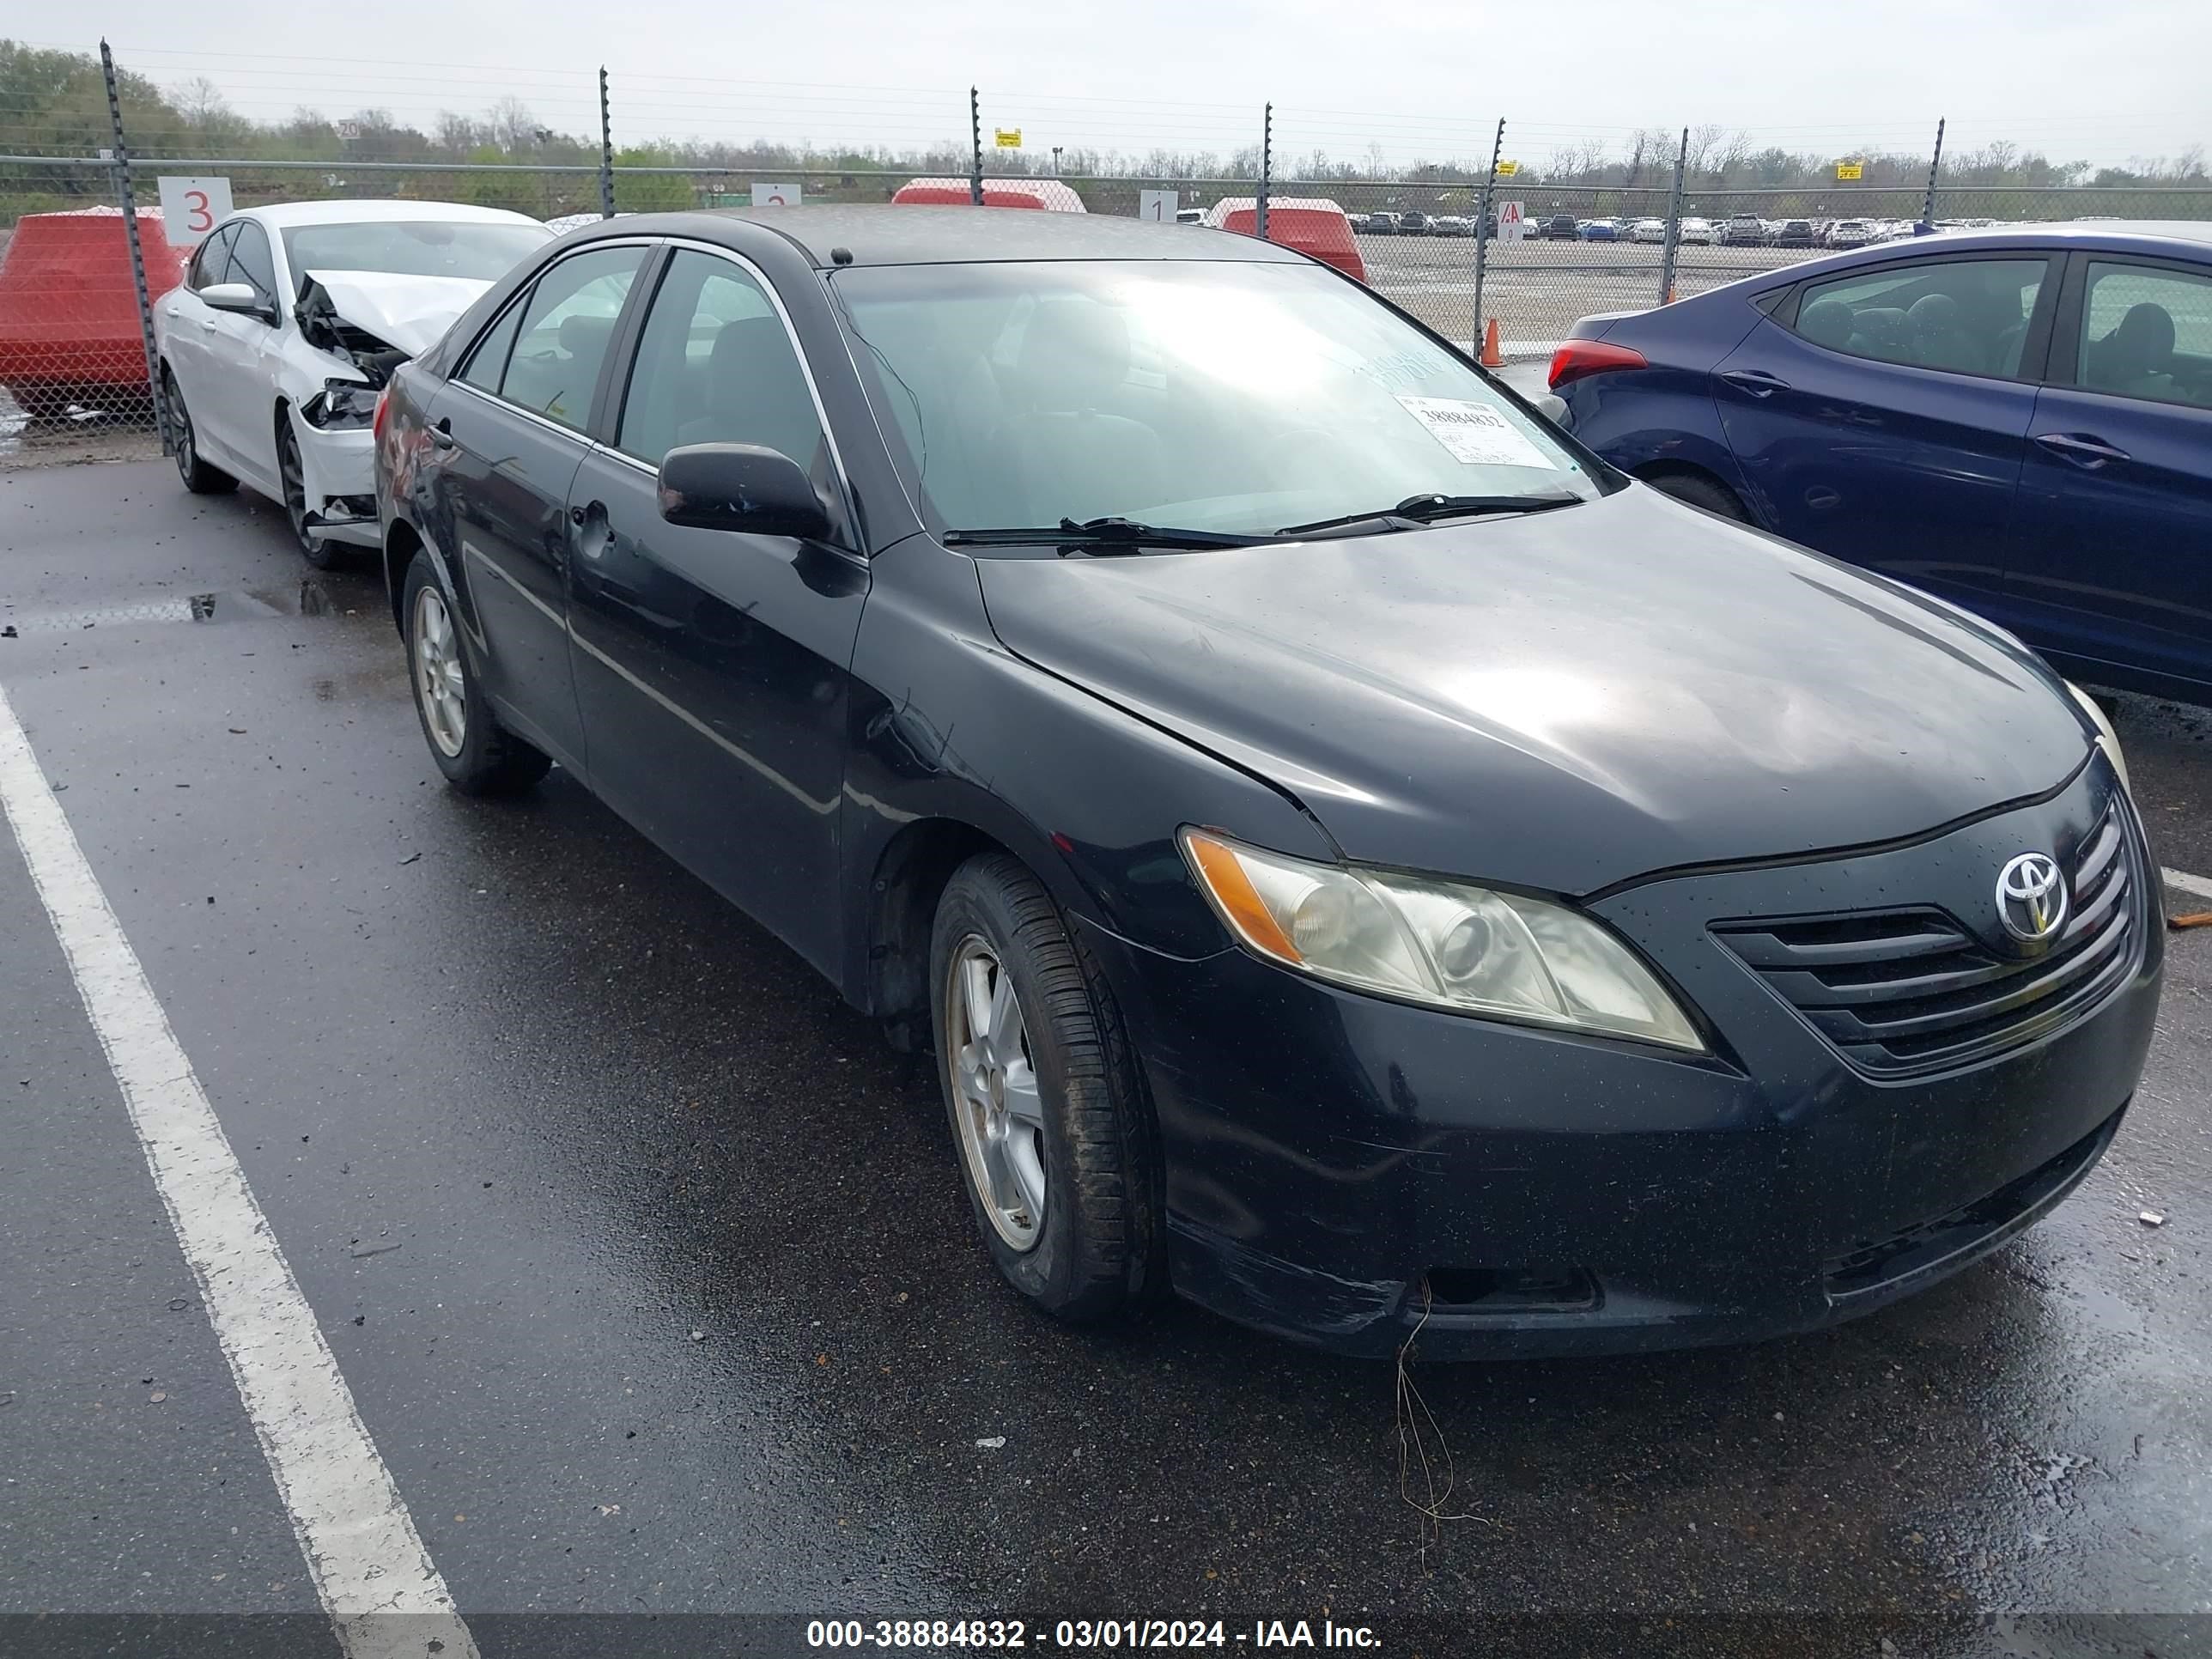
2, 580, 341, 635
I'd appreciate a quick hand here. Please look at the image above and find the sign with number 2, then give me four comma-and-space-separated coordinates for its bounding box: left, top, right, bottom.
156, 176, 234, 246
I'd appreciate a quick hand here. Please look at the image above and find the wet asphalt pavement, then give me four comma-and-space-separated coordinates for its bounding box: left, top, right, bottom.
2, 460, 2209, 1659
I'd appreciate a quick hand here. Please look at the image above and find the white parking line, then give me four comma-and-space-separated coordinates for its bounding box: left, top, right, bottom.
0, 685, 477, 1659
2166, 866, 2212, 904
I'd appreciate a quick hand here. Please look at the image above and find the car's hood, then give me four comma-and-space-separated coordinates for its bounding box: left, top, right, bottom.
973, 489, 2091, 896
301, 270, 494, 356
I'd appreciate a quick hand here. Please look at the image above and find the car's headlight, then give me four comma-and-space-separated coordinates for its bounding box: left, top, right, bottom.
2064, 681, 2131, 797
1180, 829, 1704, 1051
301, 380, 377, 429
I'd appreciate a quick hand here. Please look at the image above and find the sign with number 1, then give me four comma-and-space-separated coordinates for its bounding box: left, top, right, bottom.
156, 176, 233, 245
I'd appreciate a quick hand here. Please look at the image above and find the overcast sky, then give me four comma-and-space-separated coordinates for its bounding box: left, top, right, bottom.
45, 0, 2212, 171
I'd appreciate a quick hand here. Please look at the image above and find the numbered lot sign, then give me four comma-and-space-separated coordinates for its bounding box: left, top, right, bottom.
750, 182, 802, 208
157, 176, 233, 245
1138, 189, 1178, 222
1498, 199, 1527, 242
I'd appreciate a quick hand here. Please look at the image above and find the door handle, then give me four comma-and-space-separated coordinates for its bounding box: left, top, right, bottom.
198, 318, 218, 331
428, 416, 454, 450
571, 499, 610, 560
2034, 431, 2130, 467
1719, 368, 1790, 397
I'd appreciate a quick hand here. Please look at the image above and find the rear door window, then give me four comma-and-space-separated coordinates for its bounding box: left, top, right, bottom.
1791, 257, 2051, 378
497, 245, 649, 431
2072, 260, 2212, 410
456, 295, 528, 398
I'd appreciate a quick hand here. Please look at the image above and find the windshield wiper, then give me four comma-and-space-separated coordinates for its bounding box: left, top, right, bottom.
944, 516, 1279, 552
1277, 491, 1584, 538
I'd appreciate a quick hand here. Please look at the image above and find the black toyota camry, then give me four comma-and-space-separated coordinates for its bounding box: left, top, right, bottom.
373, 207, 2160, 1358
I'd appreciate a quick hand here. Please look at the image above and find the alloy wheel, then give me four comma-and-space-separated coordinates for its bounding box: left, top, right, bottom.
170, 383, 195, 484
945, 935, 1047, 1250
278, 424, 310, 548
411, 586, 467, 758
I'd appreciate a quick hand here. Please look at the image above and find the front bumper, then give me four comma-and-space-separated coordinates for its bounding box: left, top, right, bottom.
1085, 763, 2160, 1358
289, 411, 380, 549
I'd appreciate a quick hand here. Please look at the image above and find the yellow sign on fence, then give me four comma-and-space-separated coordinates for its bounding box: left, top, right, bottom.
994, 128, 1022, 148
1835, 161, 1864, 180
1495, 160, 1520, 176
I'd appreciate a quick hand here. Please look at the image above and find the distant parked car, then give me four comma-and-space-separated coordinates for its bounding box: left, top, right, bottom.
1772, 219, 1819, 247
1364, 211, 1400, 235
1679, 217, 1716, 245
1176, 207, 1206, 226
1631, 219, 1668, 245
1826, 220, 1875, 249
1721, 215, 1770, 246
1397, 210, 1432, 236
1431, 215, 1472, 238
1549, 221, 2212, 704
1536, 213, 1580, 240
152, 199, 550, 565
1580, 218, 1620, 243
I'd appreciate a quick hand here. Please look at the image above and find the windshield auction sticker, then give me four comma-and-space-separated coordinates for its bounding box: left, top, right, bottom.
1395, 396, 1557, 469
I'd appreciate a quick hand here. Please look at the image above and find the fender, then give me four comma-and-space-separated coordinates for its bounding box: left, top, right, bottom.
836, 536, 1332, 1013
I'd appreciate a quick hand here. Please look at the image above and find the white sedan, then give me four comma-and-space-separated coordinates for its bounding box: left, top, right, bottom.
1630, 218, 1668, 244
152, 200, 551, 564
1677, 216, 1715, 244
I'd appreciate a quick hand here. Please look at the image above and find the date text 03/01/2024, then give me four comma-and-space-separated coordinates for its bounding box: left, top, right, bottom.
805, 1617, 1384, 1649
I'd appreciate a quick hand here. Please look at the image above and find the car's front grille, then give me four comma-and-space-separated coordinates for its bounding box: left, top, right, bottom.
1715, 803, 2139, 1078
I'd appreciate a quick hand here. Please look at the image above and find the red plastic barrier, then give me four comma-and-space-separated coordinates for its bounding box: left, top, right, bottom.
0, 209, 188, 400
1202, 198, 1366, 284
890, 178, 1086, 212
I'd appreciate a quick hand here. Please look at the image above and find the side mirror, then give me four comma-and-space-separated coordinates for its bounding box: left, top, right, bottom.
201, 282, 272, 322
656, 443, 832, 541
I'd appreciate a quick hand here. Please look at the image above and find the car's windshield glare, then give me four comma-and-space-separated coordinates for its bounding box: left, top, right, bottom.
831, 259, 1597, 538
280, 221, 551, 295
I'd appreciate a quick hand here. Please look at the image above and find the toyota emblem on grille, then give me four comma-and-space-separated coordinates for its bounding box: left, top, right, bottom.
1996, 852, 2068, 943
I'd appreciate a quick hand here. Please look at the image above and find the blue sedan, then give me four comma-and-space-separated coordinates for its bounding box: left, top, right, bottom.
1549, 222, 2212, 706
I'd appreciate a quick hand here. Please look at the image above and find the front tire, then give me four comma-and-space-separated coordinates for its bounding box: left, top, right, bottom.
164, 369, 234, 495
276, 414, 345, 568
401, 552, 550, 797
930, 852, 1163, 1324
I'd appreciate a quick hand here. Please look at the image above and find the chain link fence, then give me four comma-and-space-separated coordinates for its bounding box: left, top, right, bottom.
6, 48, 2212, 467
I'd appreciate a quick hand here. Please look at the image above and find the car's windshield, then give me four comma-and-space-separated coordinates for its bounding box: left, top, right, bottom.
279, 220, 551, 295
831, 258, 1600, 538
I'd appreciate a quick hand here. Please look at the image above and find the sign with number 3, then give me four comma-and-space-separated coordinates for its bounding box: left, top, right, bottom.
156, 176, 234, 246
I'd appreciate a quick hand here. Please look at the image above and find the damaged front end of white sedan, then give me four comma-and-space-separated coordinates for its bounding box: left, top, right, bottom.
153, 201, 552, 565
286, 272, 498, 552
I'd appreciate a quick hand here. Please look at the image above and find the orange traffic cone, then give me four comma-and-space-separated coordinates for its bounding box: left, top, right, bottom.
1480, 317, 1504, 368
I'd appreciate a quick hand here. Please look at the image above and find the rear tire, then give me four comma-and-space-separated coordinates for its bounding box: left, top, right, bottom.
401, 552, 551, 798
1644, 469, 1752, 523
164, 369, 234, 495
930, 852, 1164, 1324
